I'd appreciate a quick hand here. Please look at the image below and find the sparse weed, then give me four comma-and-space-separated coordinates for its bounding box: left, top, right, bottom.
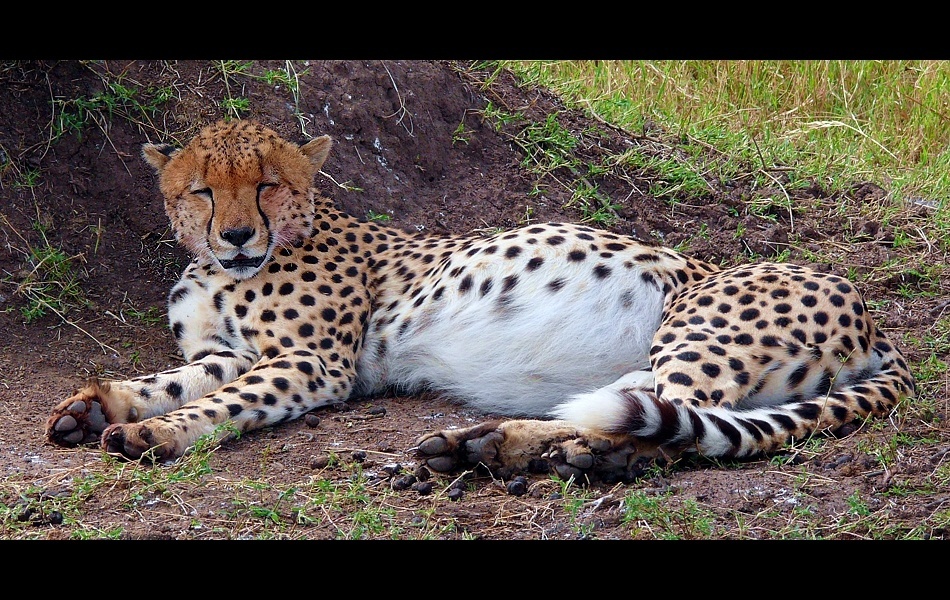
452, 121, 472, 145
51, 72, 173, 141
2, 217, 89, 324
367, 210, 392, 223
480, 101, 522, 132
123, 304, 165, 326
621, 490, 717, 539
13, 167, 41, 188
554, 477, 598, 538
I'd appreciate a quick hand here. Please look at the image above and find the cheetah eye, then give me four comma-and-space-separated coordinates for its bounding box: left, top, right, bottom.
257, 182, 278, 195
192, 187, 212, 200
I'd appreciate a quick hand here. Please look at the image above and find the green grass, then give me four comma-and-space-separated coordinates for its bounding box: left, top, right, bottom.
51, 68, 174, 142
621, 489, 718, 539
501, 60, 950, 208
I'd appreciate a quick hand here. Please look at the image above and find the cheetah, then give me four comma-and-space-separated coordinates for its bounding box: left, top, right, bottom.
45, 120, 916, 483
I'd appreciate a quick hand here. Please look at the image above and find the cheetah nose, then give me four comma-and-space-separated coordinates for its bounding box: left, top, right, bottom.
221, 227, 255, 246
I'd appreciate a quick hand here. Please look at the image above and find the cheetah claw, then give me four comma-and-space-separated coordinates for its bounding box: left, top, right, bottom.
46, 388, 110, 447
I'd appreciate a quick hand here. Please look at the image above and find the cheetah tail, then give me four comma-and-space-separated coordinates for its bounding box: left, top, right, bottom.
554, 363, 915, 460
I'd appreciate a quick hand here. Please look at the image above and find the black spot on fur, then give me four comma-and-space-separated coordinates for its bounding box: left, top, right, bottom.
739, 308, 760, 321
203, 363, 224, 380
668, 372, 694, 386
734, 333, 754, 345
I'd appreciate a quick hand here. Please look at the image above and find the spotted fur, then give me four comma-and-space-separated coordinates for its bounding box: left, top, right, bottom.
46, 120, 916, 482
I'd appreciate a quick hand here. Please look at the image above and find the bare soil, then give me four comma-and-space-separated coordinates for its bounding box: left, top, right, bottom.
1, 60, 947, 540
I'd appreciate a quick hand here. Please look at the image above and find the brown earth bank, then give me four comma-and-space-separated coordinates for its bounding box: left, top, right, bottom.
0, 60, 947, 540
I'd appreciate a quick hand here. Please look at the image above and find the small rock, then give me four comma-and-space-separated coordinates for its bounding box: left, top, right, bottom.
367, 406, 386, 416
304, 414, 321, 428
381, 463, 403, 477
447, 487, 464, 501
352, 450, 367, 462
310, 455, 330, 470
392, 474, 417, 491
506, 476, 528, 496
412, 481, 433, 495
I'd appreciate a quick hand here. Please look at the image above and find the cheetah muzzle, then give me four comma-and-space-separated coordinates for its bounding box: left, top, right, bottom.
219, 254, 265, 271
45, 119, 917, 484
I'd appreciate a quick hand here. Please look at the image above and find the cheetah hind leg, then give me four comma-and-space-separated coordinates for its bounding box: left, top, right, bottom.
415, 419, 648, 484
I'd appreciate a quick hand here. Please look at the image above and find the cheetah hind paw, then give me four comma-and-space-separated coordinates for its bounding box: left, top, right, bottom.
542, 436, 653, 484
415, 419, 649, 484
46, 384, 111, 447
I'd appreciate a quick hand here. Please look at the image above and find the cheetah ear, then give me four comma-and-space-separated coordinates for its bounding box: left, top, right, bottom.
300, 135, 332, 173
142, 143, 179, 174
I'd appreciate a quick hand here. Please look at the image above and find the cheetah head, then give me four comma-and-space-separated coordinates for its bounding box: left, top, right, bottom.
142, 120, 332, 280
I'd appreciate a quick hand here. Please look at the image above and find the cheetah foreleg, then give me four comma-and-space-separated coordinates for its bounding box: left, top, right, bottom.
98, 354, 356, 461
46, 349, 257, 449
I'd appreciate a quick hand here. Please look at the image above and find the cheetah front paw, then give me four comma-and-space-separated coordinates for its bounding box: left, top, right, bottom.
100, 422, 182, 462
46, 384, 111, 447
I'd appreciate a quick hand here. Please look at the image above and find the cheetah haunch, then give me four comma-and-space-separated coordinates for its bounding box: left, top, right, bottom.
46, 120, 916, 482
